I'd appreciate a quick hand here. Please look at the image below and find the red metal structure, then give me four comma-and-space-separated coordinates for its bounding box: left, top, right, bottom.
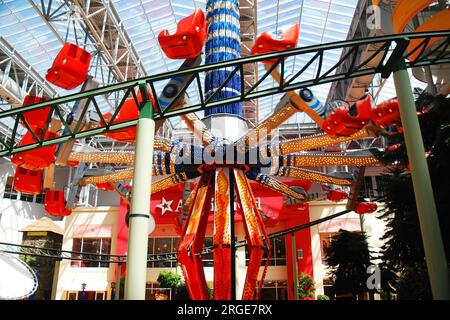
11, 129, 58, 170
13, 167, 43, 195
233, 169, 270, 300
177, 168, 271, 300
158, 9, 208, 60
250, 22, 299, 64
45, 43, 91, 90
322, 95, 372, 137
177, 172, 213, 300
44, 190, 72, 217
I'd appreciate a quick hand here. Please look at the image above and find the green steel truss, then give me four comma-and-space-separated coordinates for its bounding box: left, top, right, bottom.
1, 31, 450, 157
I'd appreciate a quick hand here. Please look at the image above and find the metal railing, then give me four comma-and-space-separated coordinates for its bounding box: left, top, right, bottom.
0, 208, 352, 264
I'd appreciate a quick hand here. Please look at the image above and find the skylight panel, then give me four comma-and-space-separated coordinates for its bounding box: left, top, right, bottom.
1, 0, 362, 131
4, 0, 30, 12
0, 14, 20, 28
329, 4, 355, 17
301, 6, 330, 20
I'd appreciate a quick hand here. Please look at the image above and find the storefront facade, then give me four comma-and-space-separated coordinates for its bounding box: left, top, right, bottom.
54, 181, 385, 300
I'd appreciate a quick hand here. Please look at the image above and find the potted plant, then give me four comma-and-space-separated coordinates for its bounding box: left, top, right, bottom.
157, 271, 181, 300
297, 272, 315, 300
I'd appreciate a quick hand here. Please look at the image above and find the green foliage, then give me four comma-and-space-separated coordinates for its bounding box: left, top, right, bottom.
379, 289, 394, 301
24, 256, 38, 269
297, 272, 315, 299
375, 93, 450, 297
118, 278, 125, 300
325, 229, 372, 297
157, 271, 181, 289
377, 168, 424, 268
317, 294, 330, 300
396, 262, 432, 300
174, 284, 190, 300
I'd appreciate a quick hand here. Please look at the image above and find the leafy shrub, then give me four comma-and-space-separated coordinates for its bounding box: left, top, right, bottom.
297, 272, 315, 299
157, 271, 181, 289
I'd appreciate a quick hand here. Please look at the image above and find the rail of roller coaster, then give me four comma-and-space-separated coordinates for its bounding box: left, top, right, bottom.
0, 31, 449, 157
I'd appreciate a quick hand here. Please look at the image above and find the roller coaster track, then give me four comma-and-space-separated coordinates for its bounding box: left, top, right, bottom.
0, 31, 449, 157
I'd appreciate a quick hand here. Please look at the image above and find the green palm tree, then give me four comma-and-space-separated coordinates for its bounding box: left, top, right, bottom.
325, 229, 372, 299
375, 93, 450, 298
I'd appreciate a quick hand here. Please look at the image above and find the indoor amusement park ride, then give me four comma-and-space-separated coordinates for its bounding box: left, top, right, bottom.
1, 0, 450, 300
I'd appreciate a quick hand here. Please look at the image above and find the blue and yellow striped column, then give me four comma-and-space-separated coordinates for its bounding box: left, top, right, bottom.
205, 0, 243, 116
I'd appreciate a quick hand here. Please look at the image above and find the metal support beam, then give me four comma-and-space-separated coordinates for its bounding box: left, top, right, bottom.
124, 86, 156, 300
29, 0, 145, 103
229, 172, 236, 300
392, 58, 450, 300
239, 0, 258, 126
115, 261, 122, 300
50, 260, 61, 300
0, 36, 58, 105
291, 233, 298, 300
72, 0, 147, 80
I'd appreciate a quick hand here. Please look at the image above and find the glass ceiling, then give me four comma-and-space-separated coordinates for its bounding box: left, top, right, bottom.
0, 0, 120, 128
0, 0, 427, 131
110, 0, 362, 124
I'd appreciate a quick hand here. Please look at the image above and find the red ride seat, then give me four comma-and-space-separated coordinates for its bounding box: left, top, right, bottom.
102, 90, 156, 142
250, 22, 299, 64
67, 160, 79, 166
13, 167, 43, 195
327, 190, 348, 202
322, 95, 372, 138
44, 190, 72, 217
371, 99, 400, 128
354, 202, 377, 214
46, 43, 91, 90
11, 128, 58, 170
20, 95, 52, 132
158, 9, 207, 59
386, 144, 401, 152
96, 182, 114, 191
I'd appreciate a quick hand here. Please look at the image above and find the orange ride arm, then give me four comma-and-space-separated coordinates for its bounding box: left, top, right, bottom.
392, 0, 435, 34
406, 9, 450, 61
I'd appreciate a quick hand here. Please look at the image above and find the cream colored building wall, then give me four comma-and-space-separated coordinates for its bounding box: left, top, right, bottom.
55, 201, 387, 299
309, 200, 386, 297
55, 207, 292, 299
55, 206, 119, 300
0, 158, 66, 244
361, 206, 388, 265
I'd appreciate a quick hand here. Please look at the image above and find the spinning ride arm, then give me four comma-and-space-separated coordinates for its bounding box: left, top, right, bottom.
267, 65, 325, 127
177, 171, 214, 300
277, 126, 379, 155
